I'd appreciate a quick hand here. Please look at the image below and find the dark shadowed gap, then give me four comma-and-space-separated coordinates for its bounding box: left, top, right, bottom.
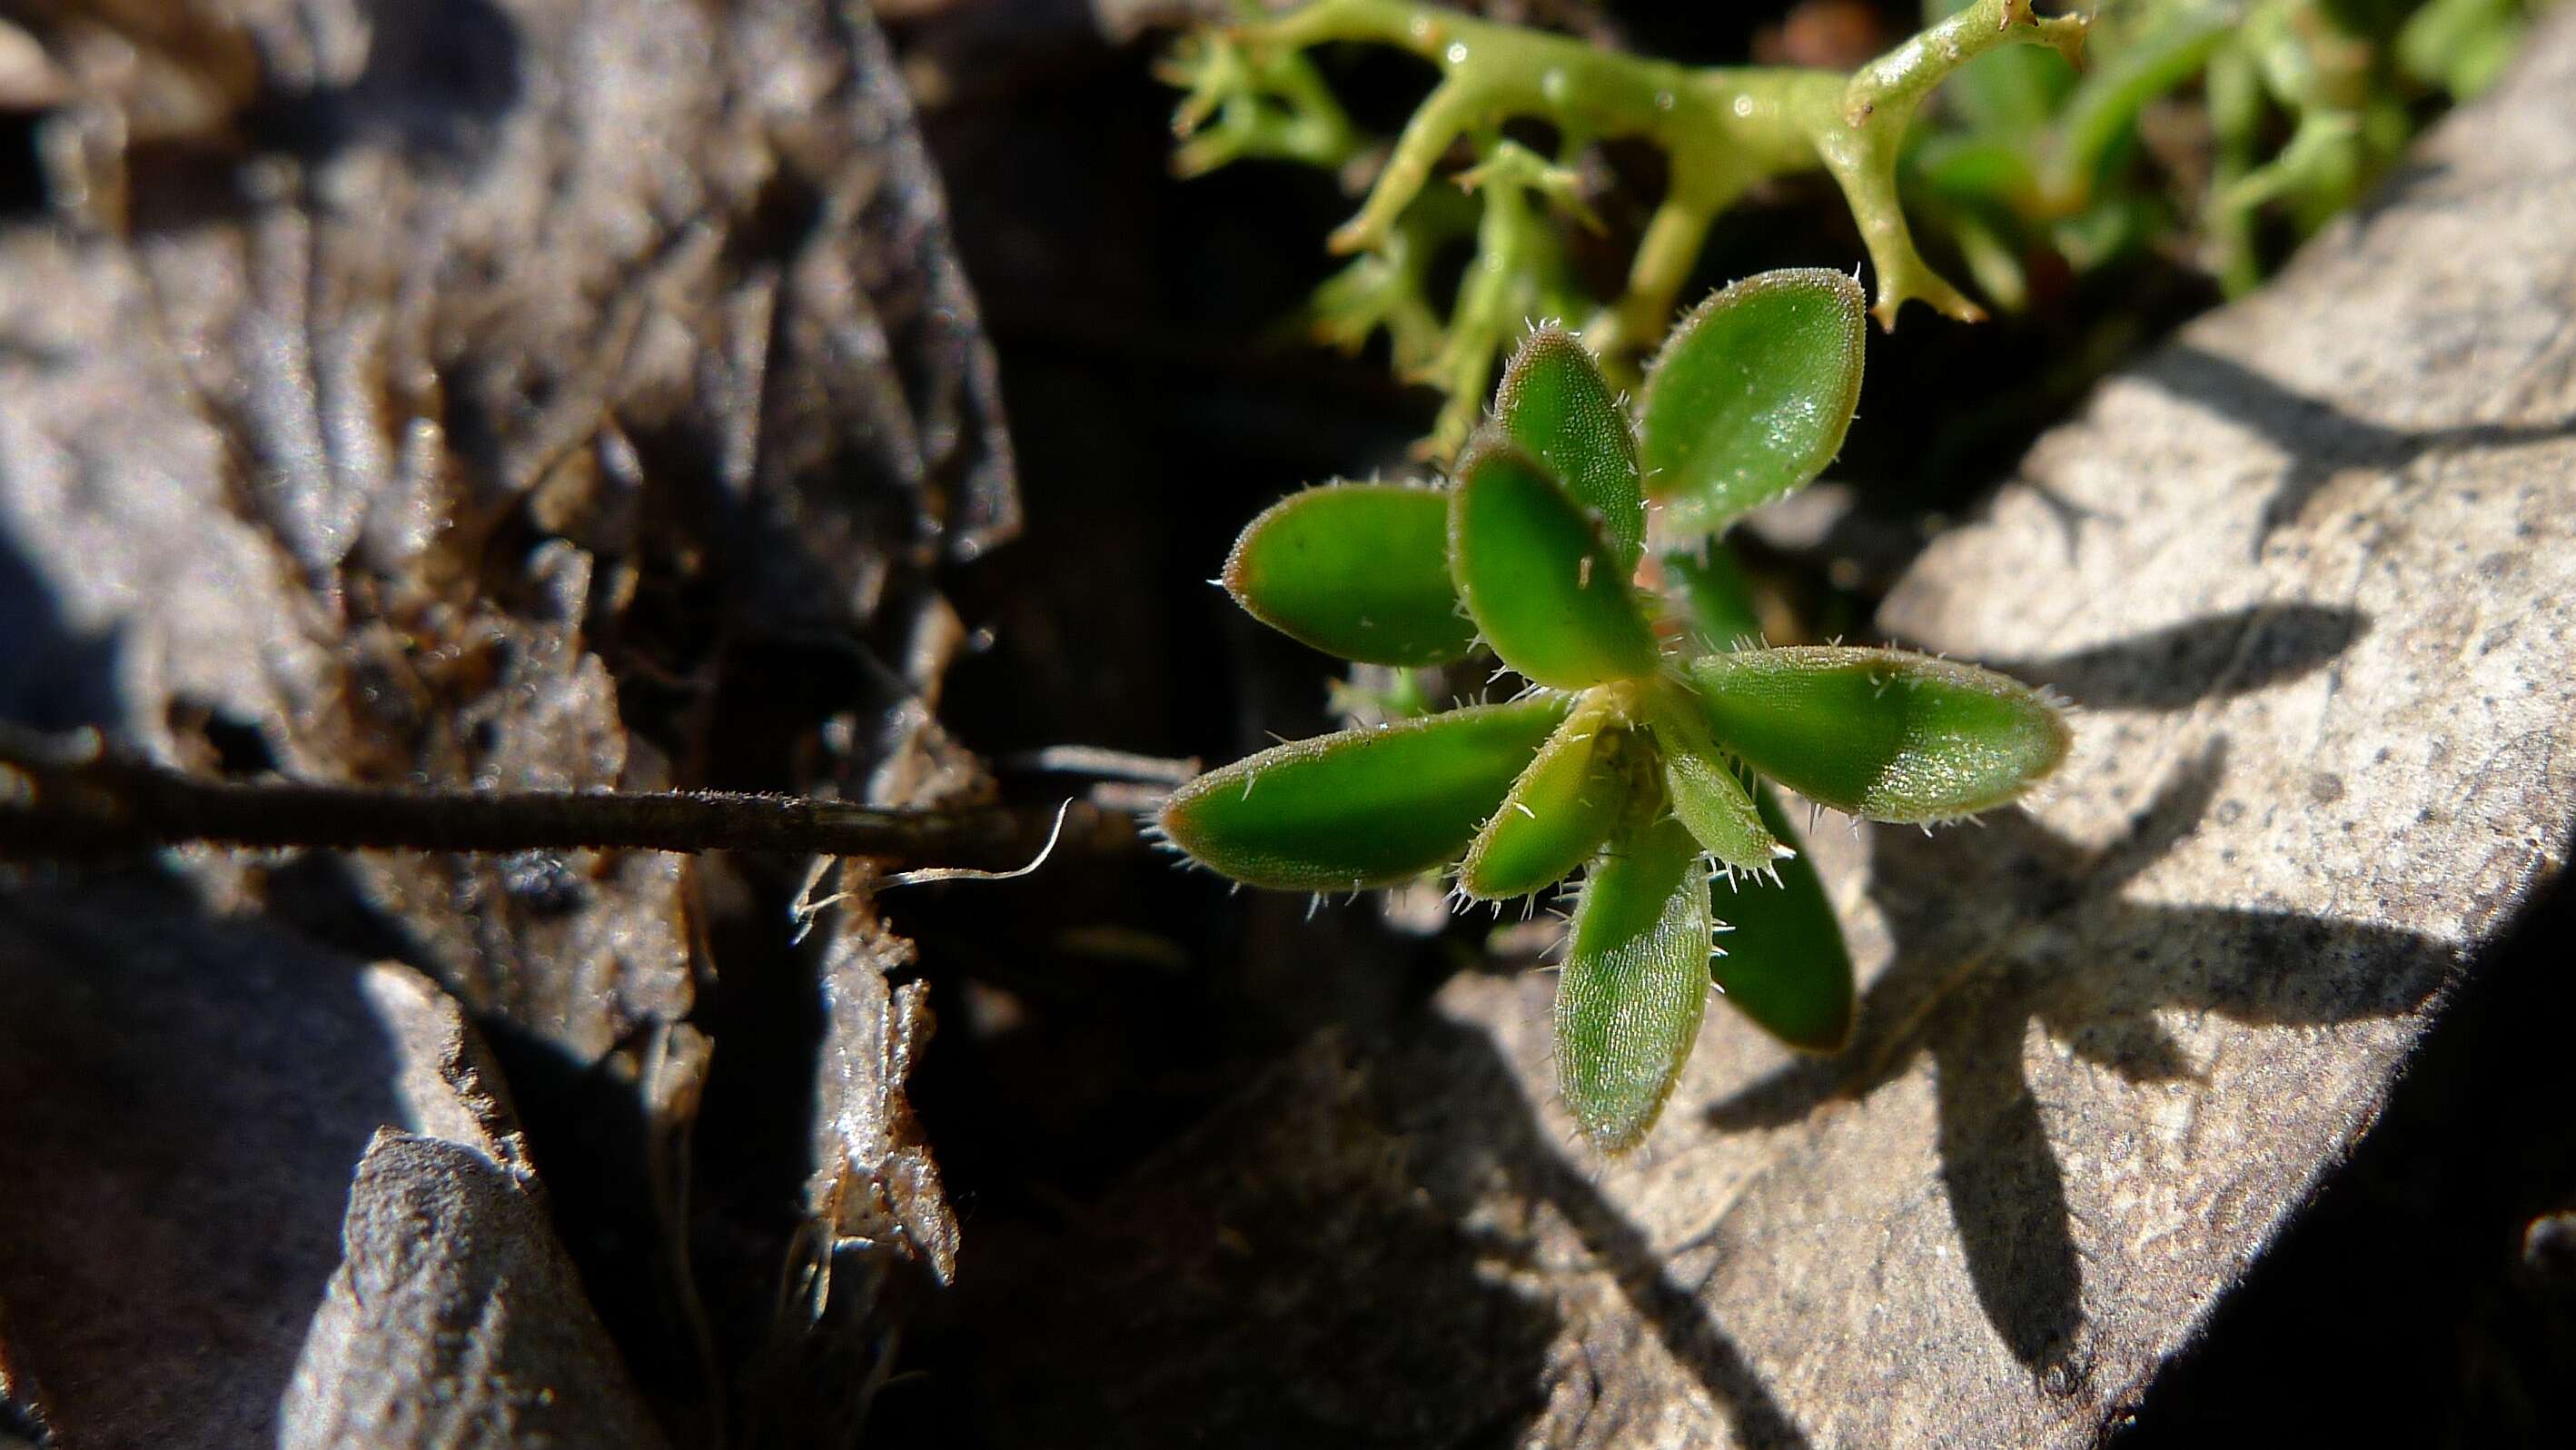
0, 112, 45, 218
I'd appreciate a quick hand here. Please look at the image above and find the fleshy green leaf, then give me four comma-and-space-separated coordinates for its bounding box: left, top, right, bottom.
1224, 483, 1472, 666
1159, 697, 1569, 891
1684, 646, 2070, 823
1493, 326, 1644, 571
1638, 269, 1867, 537
1449, 442, 1660, 689
1660, 750, 1782, 878
1457, 709, 1630, 900
1640, 680, 1783, 875
1555, 813, 1713, 1153
1709, 786, 1854, 1053
1661, 542, 1764, 654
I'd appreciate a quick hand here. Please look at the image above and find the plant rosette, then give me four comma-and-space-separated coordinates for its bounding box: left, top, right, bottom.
1160, 269, 2071, 1152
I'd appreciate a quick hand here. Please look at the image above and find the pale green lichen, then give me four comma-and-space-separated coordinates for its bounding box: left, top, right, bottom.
1170, 0, 2533, 454
1903, 0, 2531, 307
1167, 0, 2089, 457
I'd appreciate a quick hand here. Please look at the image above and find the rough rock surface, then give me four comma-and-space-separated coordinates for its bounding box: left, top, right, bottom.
0, 888, 414, 1450
281, 1130, 671, 1450
965, 9, 2576, 1446
0, 893, 656, 1447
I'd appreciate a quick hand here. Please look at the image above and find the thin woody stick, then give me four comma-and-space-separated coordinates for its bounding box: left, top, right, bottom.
0, 725, 1078, 868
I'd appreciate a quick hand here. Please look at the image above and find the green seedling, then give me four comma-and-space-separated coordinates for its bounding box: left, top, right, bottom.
1164, 0, 2092, 456
1158, 270, 2071, 1151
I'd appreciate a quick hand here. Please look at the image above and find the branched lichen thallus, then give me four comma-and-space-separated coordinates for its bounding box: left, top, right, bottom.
1162, 0, 2092, 455
1154, 270, 2072, 1151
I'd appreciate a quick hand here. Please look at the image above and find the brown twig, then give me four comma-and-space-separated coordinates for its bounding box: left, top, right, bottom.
0, 725, 1078, 868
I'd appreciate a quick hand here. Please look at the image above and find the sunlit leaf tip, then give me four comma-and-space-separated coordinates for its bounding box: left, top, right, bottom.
1640, 268, 1868, 539
1157, 696, 1569, 892
1492, 326, 1645, 571
1554, 814, 1715, 1153
1222, 482, 1473, 667
1449, 440, 1660, 690
1662, 750, 1786, 879
1684, 646, 2071, 824
1640, 684, 1784, 876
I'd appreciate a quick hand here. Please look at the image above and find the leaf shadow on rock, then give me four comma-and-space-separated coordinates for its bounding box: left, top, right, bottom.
1701, 605, 2453, 1383
2141, 343, 2576, 551
1974, 601, 2365, 712
1394, 1013, 1820, 1449
944, 1004, 1818, 1450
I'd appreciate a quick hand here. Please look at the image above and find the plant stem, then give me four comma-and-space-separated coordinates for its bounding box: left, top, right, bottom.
0, 725, 1067, 867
